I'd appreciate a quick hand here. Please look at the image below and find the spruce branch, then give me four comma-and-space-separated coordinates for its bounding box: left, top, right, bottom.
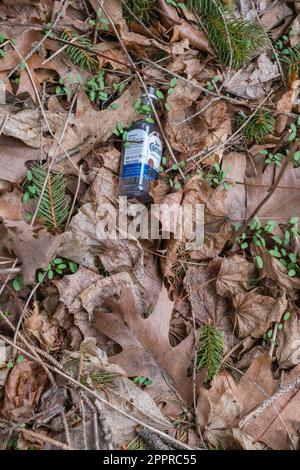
61, 30, 99, 72
236, 111, 275, 143
30, 164, 70, 231
197, 323, 224, 381
187, 0, 268, 68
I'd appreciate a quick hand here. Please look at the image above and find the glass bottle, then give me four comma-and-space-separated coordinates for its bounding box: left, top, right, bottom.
118, 86, 163, 204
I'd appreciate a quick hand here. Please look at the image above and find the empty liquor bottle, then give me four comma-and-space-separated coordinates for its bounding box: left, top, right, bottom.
118, 85, 163, 204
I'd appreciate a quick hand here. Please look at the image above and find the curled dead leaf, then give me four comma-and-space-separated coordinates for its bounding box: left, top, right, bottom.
1, 358, 47, 421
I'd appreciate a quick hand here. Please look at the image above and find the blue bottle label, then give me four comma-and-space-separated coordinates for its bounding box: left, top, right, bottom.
122, 129, 162, 182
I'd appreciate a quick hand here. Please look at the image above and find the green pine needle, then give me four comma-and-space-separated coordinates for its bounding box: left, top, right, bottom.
61, 30, 98, 72
123, 0, 158, 25
196, 324, 224, 381
31, 164, 70, 231
236, 111, 275, 143
187, 0, 268, 68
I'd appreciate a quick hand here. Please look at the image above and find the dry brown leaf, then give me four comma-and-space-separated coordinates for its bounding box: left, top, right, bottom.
48, 79, 141, 158
252, 243, 300, 291
184, 178, 233, 260
0, 109, 49, 149
216, 254, 255, 298
260, 2, 293, 30
246, 162, 300, 224
225, 53, 279, 100
185, 258, 238, 352
92, 283, 194, 405
276, 83, 299, 134
196, 373, 242, 448
224, 152, 247, 221
0, 133, 40, 183
1, 358, 47, 421
3, 220, 61, 284
0, 29, 42, 74
24, 305, 62, 351
157, 0, 213, 53
0, 188, 23, 220
16, 54, 58, 103
232, 288, 287, 338
164, 79, 202, 152
196, 98, 232, 165
237, 353, 278, 414
197, 353, 277, 449
243, 363, 300, 450
54, 267, 100, 315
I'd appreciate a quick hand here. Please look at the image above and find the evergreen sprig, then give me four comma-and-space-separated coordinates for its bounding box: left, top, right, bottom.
280, 45, 300, 79
187, 0, 267, 68
196, 323, 224, 381
123, 0, 158, 25
31, 164, 70, 231
61, 30, 98, 72
236, 111, 275, 143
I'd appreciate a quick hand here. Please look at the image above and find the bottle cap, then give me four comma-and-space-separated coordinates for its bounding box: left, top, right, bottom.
141, 85, 158, 103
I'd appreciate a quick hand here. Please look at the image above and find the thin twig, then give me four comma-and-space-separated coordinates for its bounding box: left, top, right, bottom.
239, 377, 300, 431
269, 322, 279, 358
65, 165, 82, 230
0, 334, 195, 451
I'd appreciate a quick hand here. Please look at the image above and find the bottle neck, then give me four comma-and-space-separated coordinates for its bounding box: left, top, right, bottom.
141, 87, 157, 118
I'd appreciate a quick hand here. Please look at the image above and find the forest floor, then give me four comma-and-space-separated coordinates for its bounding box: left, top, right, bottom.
0, 0, 300, 451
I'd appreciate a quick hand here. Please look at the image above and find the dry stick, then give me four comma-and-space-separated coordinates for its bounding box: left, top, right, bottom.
234, 136, 300, 241
65, 164, 82, 230
185, 272, 206, 449
0, 335, 195, 451
80, 392, 101, 451
18, 428, 71, 451
99, 1, 185, 180
229, 364, 296, 449
79, 398, 88, 450
269, 322, 279, 358
61, 411, 72, 449
239, 377, 300, 430
0, 113, 9, 135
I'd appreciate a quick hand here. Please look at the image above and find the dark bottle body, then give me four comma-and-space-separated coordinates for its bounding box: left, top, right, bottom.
118, 87, 163, 204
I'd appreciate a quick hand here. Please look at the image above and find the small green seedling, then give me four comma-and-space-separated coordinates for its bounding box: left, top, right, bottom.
37, 258, 78, 283
12, 276, 22, 292
260, 149, 285, 167
131, 376, 153, 387
112, 121, 129, 145
84, 70, 108, 103
207, 163, 233, 190
238, 216, 300, 276
205, 75, 221, 94
55, 77, 73, 97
